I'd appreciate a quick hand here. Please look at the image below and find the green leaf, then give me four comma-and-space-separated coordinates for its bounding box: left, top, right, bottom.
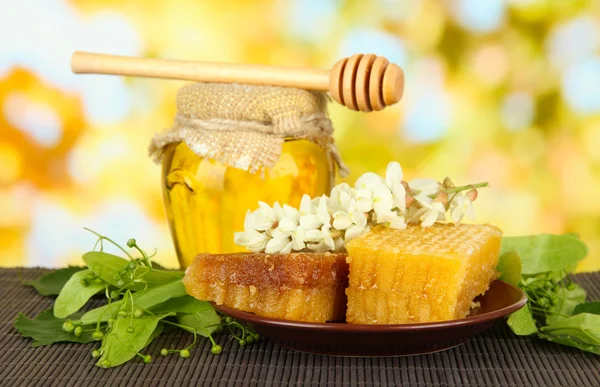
500, 234, 587, 275
496, 251, 521, 286
143, 323, 164, 349
80, 280, 186, 325
54, 269, 105, 319
538, 333, 600, 356
23, 267, 85, 296
150, 296, 213, 314
574, 302, 600, 316
83, 251, 183, 291
540, 313, 600, 353
134, 268, 185, 289
83, 251, 130, 287
546, 285, 587, 325
177, 303, 220, 337
14, 309, 96, 347
507, 304, 538, 336
97, 312, 173, 368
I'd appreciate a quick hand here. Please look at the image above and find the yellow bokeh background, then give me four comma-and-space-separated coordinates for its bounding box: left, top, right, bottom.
1, 0, 599, 271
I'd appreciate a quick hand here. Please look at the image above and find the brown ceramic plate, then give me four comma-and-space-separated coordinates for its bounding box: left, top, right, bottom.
213, 280, 527, 356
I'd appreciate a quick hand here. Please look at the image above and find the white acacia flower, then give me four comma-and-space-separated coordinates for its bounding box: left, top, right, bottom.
408, 178, 441, 196
235, 160, 484, 255
291, 225, 307, 250
414, 193, 446, 227
299, 194, 316, 216
306, 225, 344, 253
332, 199, 367, 230
245, 201, 284, 231
317, 195, 331, 224
330, 198, 369, 243
278, 217, 297, 234
265, 235, 292, 254
344, 223, 369, 242
299, 196, 330, 230
355, 172, 385, 190
298, 194, 320, 228
234, 229, 269, 252
450, 194, 475, 223
268, 204, 307, 251
377, 210, 407, 229
282, 204, 300, 223
354, 188, 374, 212
303, 225, 333, 253
385, 162, 403, 188
354, 179, 394, 217
385, 162, 407, 212
322, 225, 340, 252
328, 183, 353, 213
371, 183, 394, 219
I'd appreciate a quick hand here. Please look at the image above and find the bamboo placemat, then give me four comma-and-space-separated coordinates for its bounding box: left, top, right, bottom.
1, 268, 599, 387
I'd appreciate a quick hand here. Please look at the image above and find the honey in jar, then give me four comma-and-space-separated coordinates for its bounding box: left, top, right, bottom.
150, 83, 346, 268
162, 139, 334, 268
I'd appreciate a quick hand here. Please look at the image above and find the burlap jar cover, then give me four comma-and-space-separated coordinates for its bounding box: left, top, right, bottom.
149, 83, 348, 176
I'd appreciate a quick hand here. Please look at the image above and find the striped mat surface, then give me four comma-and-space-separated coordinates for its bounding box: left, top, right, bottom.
1, 268, 599, 386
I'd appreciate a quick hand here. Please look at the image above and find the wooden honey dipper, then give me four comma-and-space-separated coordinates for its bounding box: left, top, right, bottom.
71, 52, 404, 112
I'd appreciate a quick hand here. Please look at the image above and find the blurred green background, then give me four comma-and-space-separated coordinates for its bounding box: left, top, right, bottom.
1, 0, 599, 271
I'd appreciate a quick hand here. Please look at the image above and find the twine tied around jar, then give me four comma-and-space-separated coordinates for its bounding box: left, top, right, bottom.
149, 83, 349, 176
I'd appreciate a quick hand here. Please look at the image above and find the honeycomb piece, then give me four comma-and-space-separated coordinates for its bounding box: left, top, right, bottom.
345, 224, 502, 324
183, 252, 349, 322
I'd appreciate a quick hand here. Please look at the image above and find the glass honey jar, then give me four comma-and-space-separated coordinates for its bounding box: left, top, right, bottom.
151, 82, 346, 269
161, 139, 335, 268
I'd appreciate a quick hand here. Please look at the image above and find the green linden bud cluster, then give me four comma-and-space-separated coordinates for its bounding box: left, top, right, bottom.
80, 271, 105, 287
34, 228, 261, 368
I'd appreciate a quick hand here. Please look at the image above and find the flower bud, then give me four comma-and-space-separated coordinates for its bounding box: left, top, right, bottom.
179, 349, 190, 359
443, 177, 455, 188
63, 321, 75, 333
466, 188, 478, 201
434, 191, 448, 205
126, 238, 136, 248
